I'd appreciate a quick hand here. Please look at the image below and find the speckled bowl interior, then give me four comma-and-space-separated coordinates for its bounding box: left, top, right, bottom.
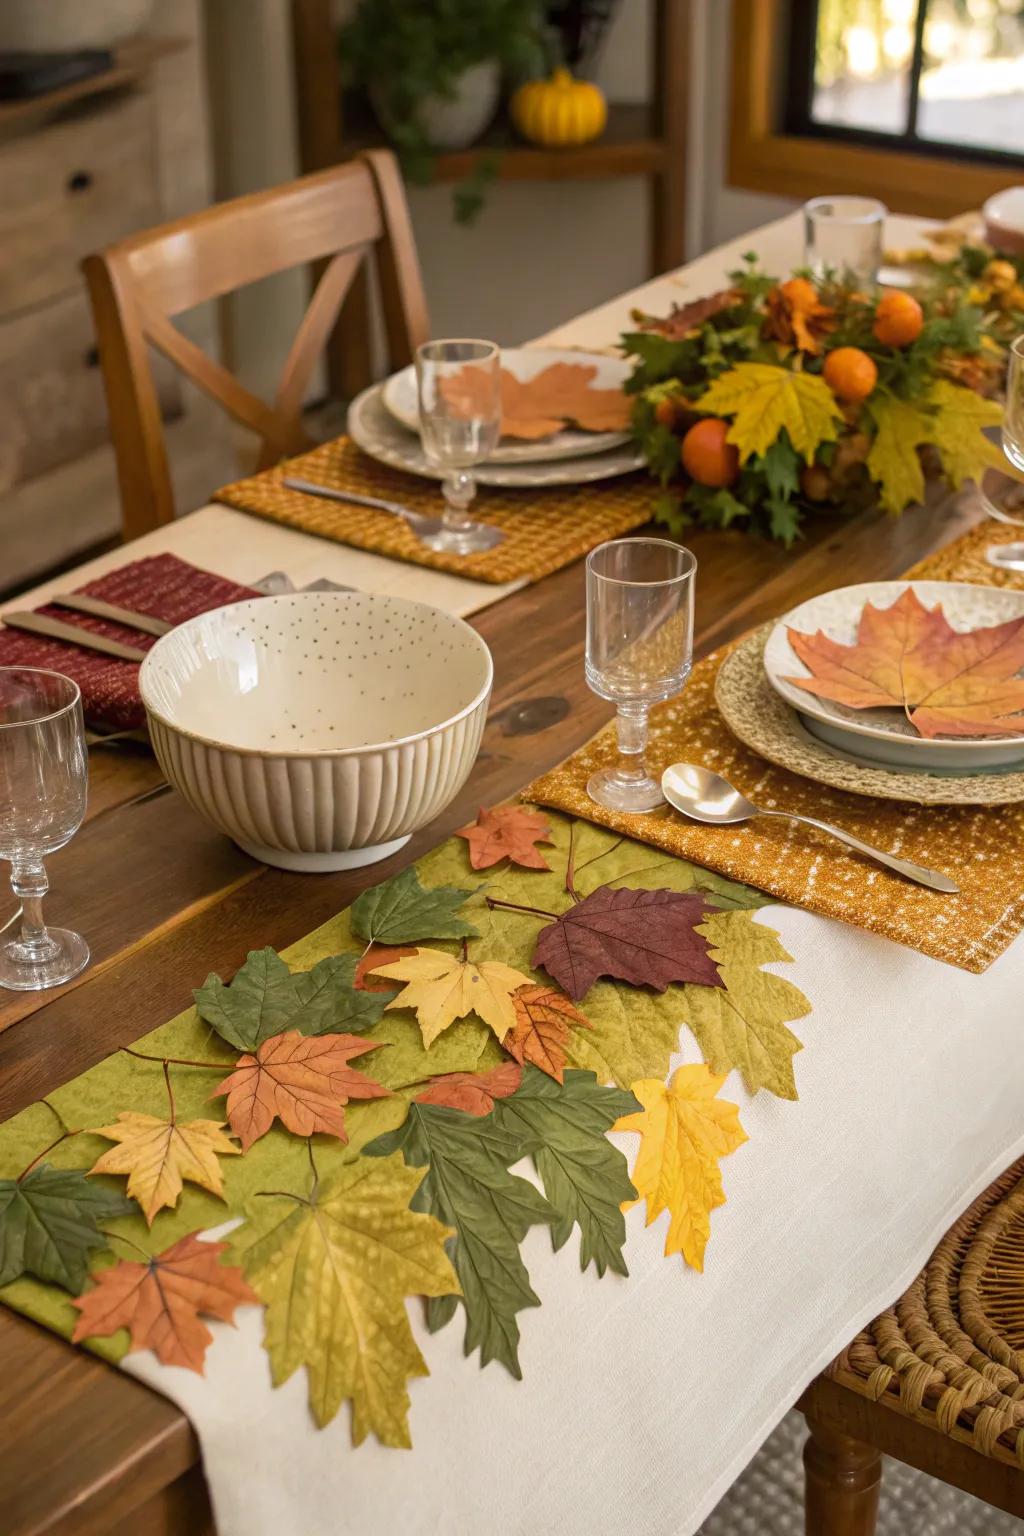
140, 591, 493, 753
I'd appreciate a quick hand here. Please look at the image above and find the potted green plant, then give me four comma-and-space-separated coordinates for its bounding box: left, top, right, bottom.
342, 0, 548, 221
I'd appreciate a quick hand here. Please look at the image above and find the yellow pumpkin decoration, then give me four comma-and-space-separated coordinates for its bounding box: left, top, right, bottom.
510, 68, 607, 148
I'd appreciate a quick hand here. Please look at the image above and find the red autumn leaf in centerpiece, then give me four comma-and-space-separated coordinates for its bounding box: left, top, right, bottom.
414, 1062, 523, 1116
502, 984, 591, 1083
210, 1030, 390, 1151
71, 1233, 258, 1374
785, 587, 1024, 739
534, 887, 723, 1002
637, 287, 742, 339
456, 804, 554, 871
353, 944, 416, 991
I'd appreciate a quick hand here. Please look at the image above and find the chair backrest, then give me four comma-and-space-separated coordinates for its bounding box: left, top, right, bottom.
83, 150, 429, 540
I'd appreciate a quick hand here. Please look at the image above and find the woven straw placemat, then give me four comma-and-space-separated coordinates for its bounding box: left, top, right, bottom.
214, 437, 655, 585
526, 521, 1024, 974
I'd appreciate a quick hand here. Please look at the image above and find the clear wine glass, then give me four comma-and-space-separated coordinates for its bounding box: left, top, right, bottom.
416, 338, 503, 554
981, 334, 1024, 571
585, 538, 697, 813
0, 668, 89, 991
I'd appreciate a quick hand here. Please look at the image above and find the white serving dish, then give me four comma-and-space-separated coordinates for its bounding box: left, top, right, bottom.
139, 592, 492, 872
983, 187, 1024, 256
381, 347, 632, 464
763, 581, 1024, 773
349, 383, 644, 488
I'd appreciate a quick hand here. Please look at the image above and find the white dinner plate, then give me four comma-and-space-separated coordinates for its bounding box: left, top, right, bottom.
348, 383, 644, 488
763, 581, 1024, 773
381, 347, 633, 464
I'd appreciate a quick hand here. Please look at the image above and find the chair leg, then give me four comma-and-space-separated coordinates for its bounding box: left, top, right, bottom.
803, 1414, 882, 1536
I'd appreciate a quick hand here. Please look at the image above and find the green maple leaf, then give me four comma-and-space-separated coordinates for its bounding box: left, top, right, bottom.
0, 1165, 134, 1293
194, 949, 393, 1053
491, 1068, 639, 1277
234, 1154, 458, 1445
563, 981, 682, 1089
696, 363, 843, 463
350, 867, 479, 945
867, 395, 933, 514
928, 379, 1005, 488
680, 911, 811, 1100
364, 1103, 553, 1378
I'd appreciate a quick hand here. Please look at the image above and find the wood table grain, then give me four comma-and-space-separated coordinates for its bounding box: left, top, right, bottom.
0, 488, 981, 1536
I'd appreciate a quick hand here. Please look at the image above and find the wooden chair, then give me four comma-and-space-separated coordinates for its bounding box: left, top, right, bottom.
83, 149, 429, 541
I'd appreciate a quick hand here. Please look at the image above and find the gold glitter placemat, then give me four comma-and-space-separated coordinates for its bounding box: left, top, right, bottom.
526, 521, 1024, 974
215, 437, 655, 585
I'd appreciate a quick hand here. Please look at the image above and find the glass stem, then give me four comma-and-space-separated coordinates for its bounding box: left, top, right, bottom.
442, 470, 476, 531
10, 861, 54, 958
615, 704, 649, 784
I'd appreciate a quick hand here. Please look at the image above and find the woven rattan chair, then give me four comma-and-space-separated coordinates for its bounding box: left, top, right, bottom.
83, 149, 428, 542
799, 1157, 1024, 1533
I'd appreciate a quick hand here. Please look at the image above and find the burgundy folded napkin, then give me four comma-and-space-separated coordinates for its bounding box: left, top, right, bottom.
0, 554, 259, 731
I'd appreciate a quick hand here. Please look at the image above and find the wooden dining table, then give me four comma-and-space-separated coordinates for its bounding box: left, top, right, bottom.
0, 211, 996, 1535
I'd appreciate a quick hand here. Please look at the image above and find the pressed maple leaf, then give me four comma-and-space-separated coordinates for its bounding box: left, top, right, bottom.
350, 867, 479, 945
696, 362, 843, 464
414, 1062, 522, 1116
211, 1031, 390, 1152
372, 947, 533, 1048
353, 944, 416, 991
87, 1113, 241, 1226
533, 886, 724, 1002
440, 361, 630, 440
786, 586, 1024, 738
615, 1065, 747, 1272
0, 1165, 134, 1293
194, 948, 392, 1053
236, 1154, 459, 1442
456, 804, 554, 871
502, 983, 591, 1083
71, 1233, 258, 1373
364, 1106, 553, 1378
492, 1067, 639, 1277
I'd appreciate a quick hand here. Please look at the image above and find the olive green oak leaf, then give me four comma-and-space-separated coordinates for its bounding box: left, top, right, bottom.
491, 1068, 640, 1277
0, 1165, 134, 1294
364, 1104, 554, 1378
233, 1153, 459, 1445
350, 866, 479, 945
680, 910, 811, 1100
194, 949, 393, 1053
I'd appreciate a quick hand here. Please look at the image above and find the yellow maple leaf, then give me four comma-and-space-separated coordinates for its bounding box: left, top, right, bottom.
928, 379, 1005, 489
695, 362, 843, 464
614, 1064, 747, 1272
235, 1154, 459, 1443
87, 1112, 241, 1226
371, 946, 534, 1049
866, 395, 934, 514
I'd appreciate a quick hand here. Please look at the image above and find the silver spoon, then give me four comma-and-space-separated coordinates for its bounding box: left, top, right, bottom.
661, 763, 959, 894
281, 476, 450, 545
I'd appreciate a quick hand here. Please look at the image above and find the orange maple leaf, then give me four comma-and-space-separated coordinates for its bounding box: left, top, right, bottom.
414, 1062, 523, 1116
71, 1233, 258, 1374
440, 362, 630, 440
456, 804, 554, 871
763, 277, 836, 356
211, 1031, 390, 1152
786, 586, 1024, 738
502, 984, 591, 1083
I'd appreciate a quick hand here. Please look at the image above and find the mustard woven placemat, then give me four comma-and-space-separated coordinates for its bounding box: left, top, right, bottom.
526, 522, 1024, 974
214, 437, 655, 584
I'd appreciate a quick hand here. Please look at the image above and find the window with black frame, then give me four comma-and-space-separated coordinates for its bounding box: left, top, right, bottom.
785, 0, 1024, 163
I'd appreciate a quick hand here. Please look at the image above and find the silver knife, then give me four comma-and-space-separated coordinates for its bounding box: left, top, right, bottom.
50, 592, 172, 637
1, 611, 148, 663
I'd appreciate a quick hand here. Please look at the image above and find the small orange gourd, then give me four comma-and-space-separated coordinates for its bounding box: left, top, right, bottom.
510, 68, 607, 148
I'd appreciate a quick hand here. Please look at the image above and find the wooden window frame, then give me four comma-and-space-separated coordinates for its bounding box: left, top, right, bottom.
729, 0, 1020, 220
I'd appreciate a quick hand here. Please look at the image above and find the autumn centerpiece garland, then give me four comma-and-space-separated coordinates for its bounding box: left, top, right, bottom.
0, 812, 811, 1448
626, 242, 1024, 543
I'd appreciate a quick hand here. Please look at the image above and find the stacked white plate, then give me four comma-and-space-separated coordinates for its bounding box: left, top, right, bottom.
763, 581, 1024, 775
348, 347, 644, 489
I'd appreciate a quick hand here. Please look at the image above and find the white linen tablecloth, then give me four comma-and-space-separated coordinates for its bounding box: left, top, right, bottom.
126, 906, 1024, 1536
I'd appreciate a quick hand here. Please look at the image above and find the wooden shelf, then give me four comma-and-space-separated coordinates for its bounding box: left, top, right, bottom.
0, 36, 183, 129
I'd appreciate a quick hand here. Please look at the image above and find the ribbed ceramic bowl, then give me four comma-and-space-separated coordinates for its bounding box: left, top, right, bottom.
139, 592, 492, 872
